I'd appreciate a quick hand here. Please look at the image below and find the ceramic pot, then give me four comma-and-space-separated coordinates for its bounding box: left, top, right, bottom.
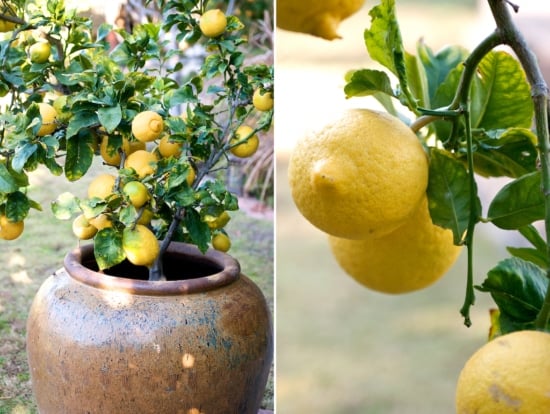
26, 242, 273, 414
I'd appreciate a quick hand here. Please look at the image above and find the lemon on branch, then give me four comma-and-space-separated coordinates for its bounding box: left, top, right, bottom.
288, 108, 428, 239
328, 197, 462, 293
199, 9, 228, 38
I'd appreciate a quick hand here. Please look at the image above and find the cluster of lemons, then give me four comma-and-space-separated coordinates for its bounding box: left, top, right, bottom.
289, 108, 462, 294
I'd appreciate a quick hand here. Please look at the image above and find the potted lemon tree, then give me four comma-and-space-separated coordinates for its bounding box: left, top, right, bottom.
0, 0, 273, 412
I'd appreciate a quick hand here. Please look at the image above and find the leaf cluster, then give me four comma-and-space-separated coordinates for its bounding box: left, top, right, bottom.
347, 0, 547, 333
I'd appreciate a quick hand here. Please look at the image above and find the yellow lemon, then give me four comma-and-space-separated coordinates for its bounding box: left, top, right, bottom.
186, 165, 196, 186
0, 19, 17, 32
122, 180, 149, 208
158, 135, 183, 158
122, 224, 160, 267
276, 0, 366, 40
288, 108, 428, 239
0, 215, 24, 240
456, 330, 550, 413
125, 150, 158, 178
252, 89, 274, 111
36, 103, 58, 136
29, 40, 51, 63
99, 136, 131, 166
206, 211, 231, 230
87, 173, 116, 200
72, 214, 98, 240
128, 139, 146, 154
328, 197, 462, 293
230, 125, 259, 158
131, 111, 164, 143
137, 207, 154, 225
88, 213, 113, 230
212, 232, 231, 252
199, 9, 228, 38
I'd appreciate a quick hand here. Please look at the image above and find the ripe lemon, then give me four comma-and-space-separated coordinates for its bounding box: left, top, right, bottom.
199, 9, 227, 38
186, 165, 196, 186
0, 19, 17, 32
29, 40, 51, 63
0, 215, 24, 240
122, 224, 160, 267
123, 181, 149, 208
276, 0, 366, 40
206, 211, 231, 229
87, 173, 116, 200
52, 94, 72, 124
252, 89, 273, 112
99, 136, 131, 166
456, 330, 550, 413
125, 150, 158, 178
131, 111, 164, 143
36, 103, 58, 136
212, 232, 231, 252
72, 214, 97, 240
288, 108, 428, 239
328, 197, 462, 293
88, 213, 113, 230
158, 135, 183, 158
230, 125, 259, 158
137, 207, 154, 225
128, 139, 146, 154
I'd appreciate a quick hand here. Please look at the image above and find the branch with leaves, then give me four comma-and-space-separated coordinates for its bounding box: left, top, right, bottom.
345, 0, 550, 335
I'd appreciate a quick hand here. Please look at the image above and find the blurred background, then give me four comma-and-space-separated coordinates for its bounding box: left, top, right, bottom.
275, 1, 550, 412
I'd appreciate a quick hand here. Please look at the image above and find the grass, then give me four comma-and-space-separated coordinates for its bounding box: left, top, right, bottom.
0, 162, 274, 413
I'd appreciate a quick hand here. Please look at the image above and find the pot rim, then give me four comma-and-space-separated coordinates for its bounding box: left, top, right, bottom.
63, 242, 241, 296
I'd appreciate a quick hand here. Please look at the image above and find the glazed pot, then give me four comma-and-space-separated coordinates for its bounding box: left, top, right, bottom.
26, 242, 273, 414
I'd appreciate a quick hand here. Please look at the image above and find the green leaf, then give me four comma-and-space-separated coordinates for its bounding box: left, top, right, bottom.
427, 148, 480, 244
505, 225, 548, 269
11, 142, 38, 173
94, 228, 125, 270
487, 171, 544, 229
417, 43, 469, 107
51, 192, 80, 220
363, 0, 416, 109
506, 247, 548, 269
471, 128, 538, 178
66, 110, 99, 138
344, 69, 395, 99
471, 51, 533, 130
0, 163, 18, 193
477, 257, 548, 323
364, 0, 401, 74
97, 105, 122, 133
5, 191, 30, 222
65, 133, 95, 181
518, 224, 547, 252
404, 51, 428, 108
184, 208, 210, 253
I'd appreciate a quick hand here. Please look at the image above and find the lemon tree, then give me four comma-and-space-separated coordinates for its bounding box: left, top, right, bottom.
0, 0, 274, 279
289, 0, 550, 410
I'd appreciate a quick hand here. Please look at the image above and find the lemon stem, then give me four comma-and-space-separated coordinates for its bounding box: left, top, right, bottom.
485, 0, 550, 330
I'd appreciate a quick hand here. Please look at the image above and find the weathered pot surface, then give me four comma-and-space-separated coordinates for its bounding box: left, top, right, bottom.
26, 242, 273, 414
